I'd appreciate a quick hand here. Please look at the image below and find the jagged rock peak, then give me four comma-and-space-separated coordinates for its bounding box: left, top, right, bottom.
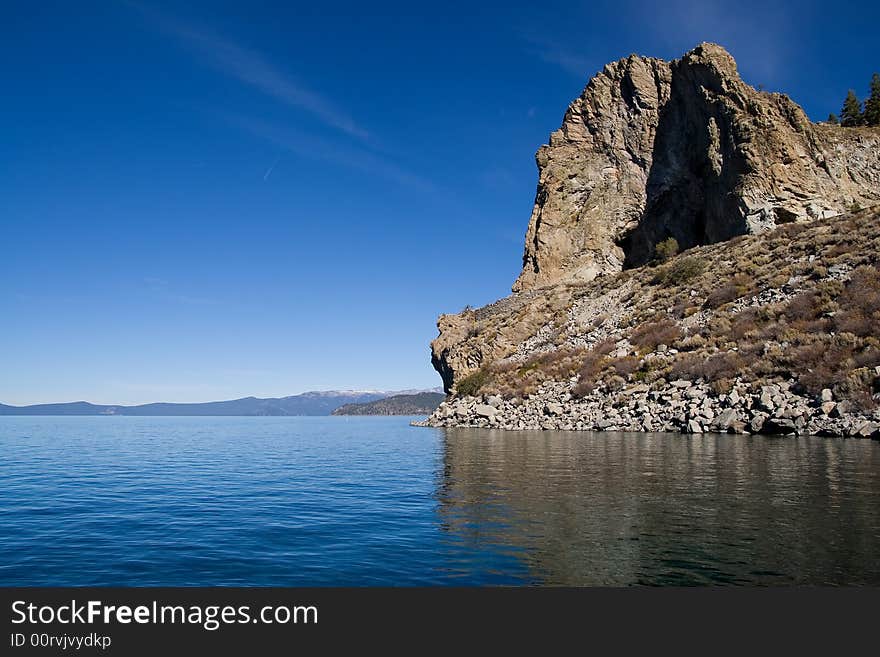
512, 42, 880, 292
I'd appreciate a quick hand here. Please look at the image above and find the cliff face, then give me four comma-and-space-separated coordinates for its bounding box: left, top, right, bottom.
513, 43, 880, 291
431, 43, 880, 396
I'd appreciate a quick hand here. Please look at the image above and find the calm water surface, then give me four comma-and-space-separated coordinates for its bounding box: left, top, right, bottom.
1, 416, 879, 585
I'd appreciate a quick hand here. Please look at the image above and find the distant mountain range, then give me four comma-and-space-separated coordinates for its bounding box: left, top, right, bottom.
0, 389, 443, 416
332, 392, 445, 416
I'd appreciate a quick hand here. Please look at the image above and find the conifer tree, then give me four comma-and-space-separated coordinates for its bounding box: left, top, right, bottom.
840, 90, 863, 127
827, 113, 839, 125
864, 73, 880, 127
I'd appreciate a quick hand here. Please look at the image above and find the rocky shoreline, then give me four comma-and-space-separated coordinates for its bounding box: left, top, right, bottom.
416, 373, 880, 439
423, 45, 880, 437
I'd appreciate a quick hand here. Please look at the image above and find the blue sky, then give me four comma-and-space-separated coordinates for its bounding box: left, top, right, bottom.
2, 0, 877, 405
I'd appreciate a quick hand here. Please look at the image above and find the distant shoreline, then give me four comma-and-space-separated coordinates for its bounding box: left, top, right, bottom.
0, 414, 432, 418
0, 389, 441, 417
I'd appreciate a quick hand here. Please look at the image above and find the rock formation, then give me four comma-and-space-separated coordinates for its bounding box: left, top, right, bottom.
426, 44, 880, 437
513, 43, 880, 291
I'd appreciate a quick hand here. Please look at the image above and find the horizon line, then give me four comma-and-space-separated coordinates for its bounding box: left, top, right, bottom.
0, 387, 444, 409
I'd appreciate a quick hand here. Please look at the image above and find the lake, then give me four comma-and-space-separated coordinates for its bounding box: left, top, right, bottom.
1, 416, 879, 586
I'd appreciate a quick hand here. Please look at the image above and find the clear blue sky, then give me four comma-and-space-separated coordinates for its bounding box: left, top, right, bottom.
2, 0, 877, 405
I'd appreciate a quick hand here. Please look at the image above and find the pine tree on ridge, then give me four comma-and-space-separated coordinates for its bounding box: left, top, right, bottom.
840, 89, 863, 127
864, 73, 880, 126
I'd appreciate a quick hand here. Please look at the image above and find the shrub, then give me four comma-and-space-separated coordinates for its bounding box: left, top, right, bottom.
703, 274, 752, 309
654, 237, 679, 263
825, 242, 854, 259
669, 351, 750, 382
630, 318, 682, 351
671, 300, 691, 319
853, 346, 880, 370
835, 312, 874, 337
520, 347, 584, 380
455, 369, 490, 397
667, 354, 703, 381
652, 257, 707, 286
806, 264, 827, 280
834, 266, 880, 337
591, 338, 617, 356
606, 375, 627, 391
728, 308, 763, 341
701, 352, 752, 381
849, 389, 877, 412
790, 342, 855, 395
704, 284, 740, 309
678, 333, 707, 351
573, 342, 616, 397
781, 292, 823, 326
609, 356, 641, 378
478, 347, 591, 399
573, 377, 597, 398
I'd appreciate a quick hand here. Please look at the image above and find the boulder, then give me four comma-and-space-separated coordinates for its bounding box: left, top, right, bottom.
763, 418, 798, 435
714, 408, 739, 430
544, 402, 564, 416
854, 422, 880, 439
687, 419, 703, 434
750, 415, 766, 433
474, 404, 497, 419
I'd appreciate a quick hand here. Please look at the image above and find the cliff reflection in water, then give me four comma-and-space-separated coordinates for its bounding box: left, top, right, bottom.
436, 429, 880, 585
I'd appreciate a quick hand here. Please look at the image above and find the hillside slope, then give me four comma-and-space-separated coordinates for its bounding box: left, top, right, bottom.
423, 42, 880, 438
332, 392, 445, 416
423, 207, 880, 436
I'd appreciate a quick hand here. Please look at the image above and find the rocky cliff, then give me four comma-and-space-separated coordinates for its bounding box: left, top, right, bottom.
426, 43, 880, 438
514, 43, 880, 292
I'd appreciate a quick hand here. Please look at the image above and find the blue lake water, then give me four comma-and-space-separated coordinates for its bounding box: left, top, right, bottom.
1, 416, 879, 586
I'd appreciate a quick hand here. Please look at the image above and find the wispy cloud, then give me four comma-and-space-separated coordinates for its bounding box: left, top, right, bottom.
523, 35, 594, 77
128, 4, 439, 195
128, 2, 370, 141
225, 113, 434, 192
263, 155, 280, 181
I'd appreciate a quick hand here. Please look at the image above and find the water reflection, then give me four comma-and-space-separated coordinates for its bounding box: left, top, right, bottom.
436, 430, 880, 585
